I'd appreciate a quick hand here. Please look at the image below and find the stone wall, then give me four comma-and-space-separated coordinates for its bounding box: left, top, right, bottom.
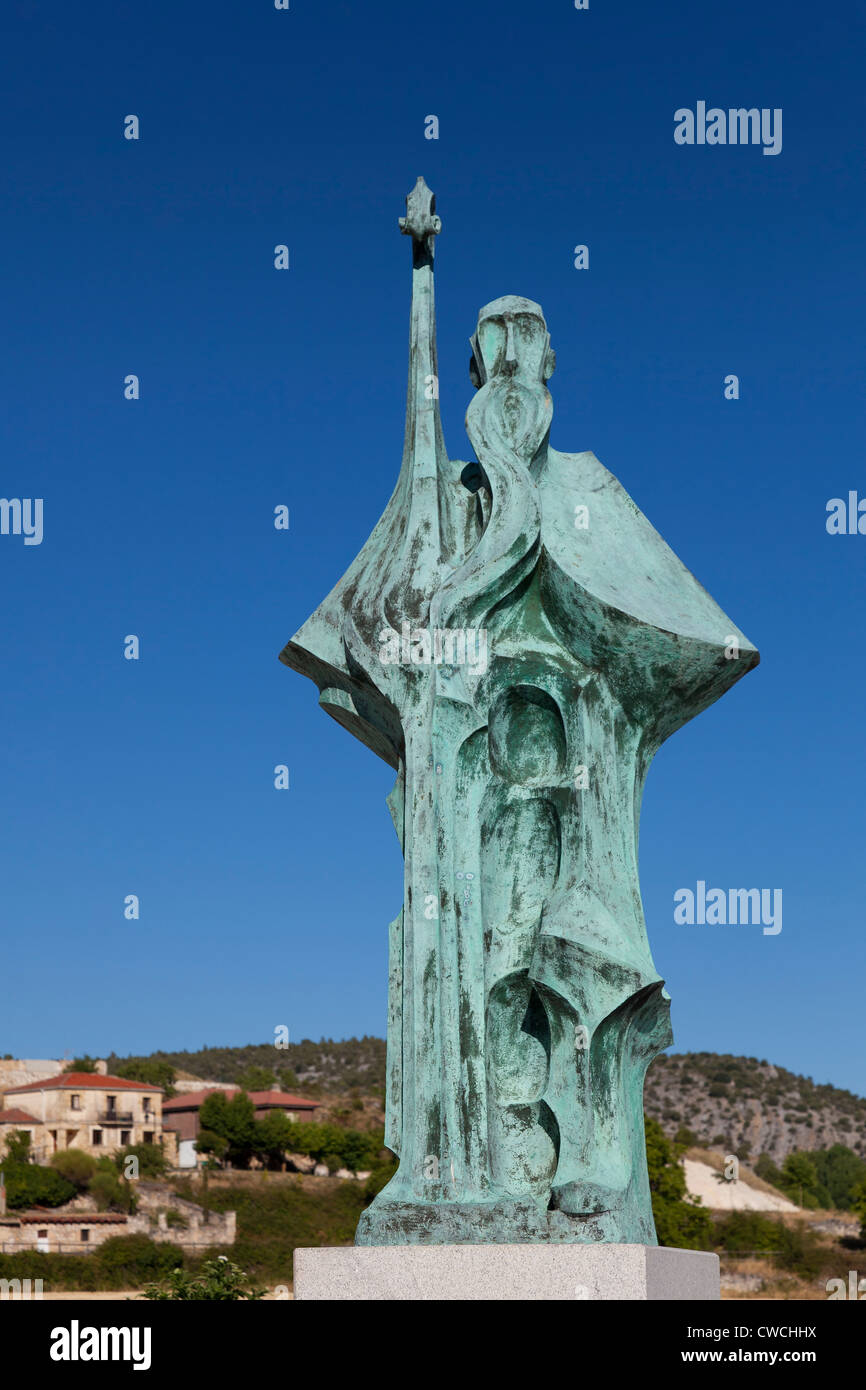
0, 1183, 235, 1254
0, 1060, 65, 1091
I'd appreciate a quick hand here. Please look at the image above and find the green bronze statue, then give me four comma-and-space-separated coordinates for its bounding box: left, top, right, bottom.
281, 178, 758, 1245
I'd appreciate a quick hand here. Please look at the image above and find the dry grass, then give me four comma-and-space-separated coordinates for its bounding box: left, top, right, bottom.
687, 1147, 794, 1202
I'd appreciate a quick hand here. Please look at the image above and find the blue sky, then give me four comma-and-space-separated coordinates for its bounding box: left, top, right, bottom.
1, 1, 864, 1097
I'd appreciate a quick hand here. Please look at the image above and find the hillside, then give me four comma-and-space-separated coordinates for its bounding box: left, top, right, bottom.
645, 1052, 866, 1164
108, 1041, 866, 1165
107, 1037, 386, 1096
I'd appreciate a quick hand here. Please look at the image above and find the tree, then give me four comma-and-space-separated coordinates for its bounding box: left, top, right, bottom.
337, 1128, 380, 1174
3, 1131, 32, 1165
114, 1143, 168, 1180
65, 1056, 98, 1073
4, 1162, 76, 1210
754, 1152, 785, 1188
97, 1234, 181, 1284
195, 1130, 228, 1160
90, 1158, 136, 1213
851, 1179, 866, 1238
364, 1153, 398, 1201
142, 1255, 265, 1301
777, 1152, 829, 1209
198, 1091, 257, 1167
715, 1211, 824, 1279
645, 1116, 714, 1249
51, 1148, 98, 1190
113, 1059, 177, 1099
812, 1144, 866, 1211
254, 1111, 294, 1167
236, 1066, 276, 1093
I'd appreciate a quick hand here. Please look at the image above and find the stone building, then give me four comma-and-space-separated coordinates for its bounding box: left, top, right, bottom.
0, 1184, 235, 1255
162, 1087, 319, 1167
0, 1071, 175, 1163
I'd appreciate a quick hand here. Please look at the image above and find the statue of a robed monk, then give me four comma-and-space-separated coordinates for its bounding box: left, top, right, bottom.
281, 179, 758, 1244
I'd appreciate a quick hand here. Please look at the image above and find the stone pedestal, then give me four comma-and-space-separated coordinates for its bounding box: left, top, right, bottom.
293, 1244, 719, 1301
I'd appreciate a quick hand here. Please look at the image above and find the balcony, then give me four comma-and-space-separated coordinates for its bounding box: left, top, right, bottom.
97, 1111, 134, 1125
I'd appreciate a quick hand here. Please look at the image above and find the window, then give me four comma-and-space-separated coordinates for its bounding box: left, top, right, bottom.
142, 1099, 152, 1116
80, 1229, 90, 1243
120, 1130, 131, 1146
105, 1096, 117, 1115
143, 1131, 153, 1144
70, 1095, 81, 1111
37, 1229, 48, 1239
92, 1129, 102, 1146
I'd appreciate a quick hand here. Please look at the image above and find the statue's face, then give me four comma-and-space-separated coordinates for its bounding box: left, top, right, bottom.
471, 296, 554, 387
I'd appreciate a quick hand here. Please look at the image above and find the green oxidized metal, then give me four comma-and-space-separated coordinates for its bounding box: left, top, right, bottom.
281, 179, 759, 1245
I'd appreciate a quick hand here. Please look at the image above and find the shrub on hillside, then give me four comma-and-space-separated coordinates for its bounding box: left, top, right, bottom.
4, 1163, 76, 1210
646, 1117, 714, 1249
89, 1159, 136, 1214
50, 1148, 98, 1190
364, 1155, 399, 1201
143, 1254, 265, 1301
812, 1145, 866, 1211
114, 1142, 168, 1180
96, 1235, 181, 1284
714, 1210, 825, 1279
112, 1058, 177, 1097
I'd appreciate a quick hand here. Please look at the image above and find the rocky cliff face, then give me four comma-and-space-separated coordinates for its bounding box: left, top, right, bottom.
0, 1058, 65, 1095
645, 1053, 866, 1163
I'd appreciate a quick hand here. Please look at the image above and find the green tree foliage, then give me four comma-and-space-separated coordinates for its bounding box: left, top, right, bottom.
3, 1162, 76, 1210
754, 1152, 785, 1187
851, 1179, 866, 1238
194, 1129, 228, 1159
50, 1149, 98, 1191
254, 1111, 294, 1166
811, 1144, 866, 1211
336, 1128, 380, 1174
645, 1117, 714, 1249
97, 1235, 181, 1284
197, 1092, 382, 1174
776, 1152, 831, 1209
89, 1158, 137, 1214
3, 1131, 32, 1164
198, 1091, 257, 1166
236, 1066, 277, 1093
114, 1143, 168, 1180
105, 1037, 386, 1093
142, 1255, 265, 1301
714, 1211, 825, 1278
364, 1153, 399, 1201
113, 1059, 177, 1099
65, 1056, 99, 1073
0, 1236, 182, 1292
279, 1121, 382, 1172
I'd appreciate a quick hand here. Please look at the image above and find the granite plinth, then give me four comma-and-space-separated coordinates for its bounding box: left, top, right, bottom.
293, 1244, 720, 1301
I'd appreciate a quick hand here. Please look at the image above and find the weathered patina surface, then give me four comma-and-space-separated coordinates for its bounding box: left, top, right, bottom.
281, 178, 758, 1244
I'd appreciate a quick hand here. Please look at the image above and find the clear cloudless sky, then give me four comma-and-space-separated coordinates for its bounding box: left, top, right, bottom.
1, 0, 864, 1094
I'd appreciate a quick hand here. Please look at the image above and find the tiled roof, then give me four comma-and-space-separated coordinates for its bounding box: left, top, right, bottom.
162, 1088, 319, 1111
0, 1108, 40, 1124
19, 1213, 128, 1224
4, 1072, 162, 1095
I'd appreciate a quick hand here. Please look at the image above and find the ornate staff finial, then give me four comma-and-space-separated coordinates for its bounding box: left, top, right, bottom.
399, 175, 441, 256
